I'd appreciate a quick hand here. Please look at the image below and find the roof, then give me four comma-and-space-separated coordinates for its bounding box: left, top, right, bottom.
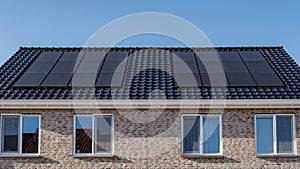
0, 46, 300, 100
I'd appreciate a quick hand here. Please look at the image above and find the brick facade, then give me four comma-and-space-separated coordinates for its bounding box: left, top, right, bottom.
0, 108, 299, 168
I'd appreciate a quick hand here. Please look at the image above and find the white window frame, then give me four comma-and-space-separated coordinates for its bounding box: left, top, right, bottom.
73, 114, 114, 157
181, 114, 222, 157
0, 114, 41, 157
255, 114, 296, 157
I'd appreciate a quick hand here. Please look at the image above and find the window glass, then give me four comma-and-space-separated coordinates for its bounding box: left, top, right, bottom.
1, 116, 19, 153
256, 117, 273, 154
22, 117, 39, 153
95, 116, 112, 153
276, 116, 293, 153
203, 117, 220, 154
75, 116, 93, 154
183, 117, 200, 153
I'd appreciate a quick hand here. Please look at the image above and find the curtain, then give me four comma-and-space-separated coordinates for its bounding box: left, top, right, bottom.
277, 116, 293, 153
183, 117, 200, 153
203, 117, 220, 154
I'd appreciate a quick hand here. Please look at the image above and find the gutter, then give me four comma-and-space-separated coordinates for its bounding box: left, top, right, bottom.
0, 99, 299, 109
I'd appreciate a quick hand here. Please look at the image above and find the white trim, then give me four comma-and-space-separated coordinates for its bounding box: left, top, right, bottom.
255, 114, 296, 157
73, 114, 114, 157
0, 114, 41, 157
0, 99, 299, 109
181, 114, 222, 157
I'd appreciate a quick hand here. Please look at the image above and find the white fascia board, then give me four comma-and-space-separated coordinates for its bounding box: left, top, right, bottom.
0, 99, 299, 109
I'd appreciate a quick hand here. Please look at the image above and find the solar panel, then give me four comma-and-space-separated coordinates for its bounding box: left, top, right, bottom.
68, 73, 98, 87
218, 51, 242, 61
197, 61, 225, 74
75, 61, 103, 74
51, 61, 79, 73
35, 52, 62, 62
251, 73, 284, 86
222, 61, 248, 72
173, 73, 202, 87
105, 51, 128, 61
81, 52, 107, 61
200, 73, 228, 87
173, 61, 199, 73
59, 52, 85, 61
173, 52, 196, 61
95, 73, 124, 87
226, 72, 256, 86
26, 61, 56, 73
41, 73, 72, 87
14, 73, 48, 87
101, 61, 127, 73
239, 51, 265, 61
245, 61, 274, 73
195, 51, 220, 62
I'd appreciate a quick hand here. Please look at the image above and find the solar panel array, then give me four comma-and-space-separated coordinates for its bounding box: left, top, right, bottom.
172, 51, 284, 87
14, 50, 284, 88
14, 51, 128, 87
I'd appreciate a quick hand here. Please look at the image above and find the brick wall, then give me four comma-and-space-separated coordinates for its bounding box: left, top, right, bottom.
0, 108, 299, 168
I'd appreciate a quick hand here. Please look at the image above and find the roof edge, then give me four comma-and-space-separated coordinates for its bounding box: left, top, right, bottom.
0, 99, 299, 109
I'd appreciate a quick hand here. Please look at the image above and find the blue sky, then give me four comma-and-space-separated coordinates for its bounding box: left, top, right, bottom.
0, 1, 299, 64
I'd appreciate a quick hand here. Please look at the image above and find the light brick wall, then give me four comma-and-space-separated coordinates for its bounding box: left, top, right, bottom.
0, 108, 299, 168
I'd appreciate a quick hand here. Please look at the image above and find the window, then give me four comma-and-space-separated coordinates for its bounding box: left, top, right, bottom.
181, 114, 222, 156
74, 114, 114, 157
255, 114, 296, 156
0, 114, 40, 156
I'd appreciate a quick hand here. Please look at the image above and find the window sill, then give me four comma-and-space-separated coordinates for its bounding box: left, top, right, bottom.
0, 154, 40, 158
256, 154, 297, 158
182, 154, 223, 158
73, 154, 113, 158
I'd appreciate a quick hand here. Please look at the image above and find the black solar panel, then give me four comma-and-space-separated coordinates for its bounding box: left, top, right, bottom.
200, 73, 228, 87
14, 73, 47, 87
222, 61, 248, 72
13, 50, 285, 88
251, 73, 284, 86
226, 72, 256, 86
101, 61, 127, 73
173, 61, 199, 73
197, 61, 225, 74
239, 51, 265, 61
59, 52, 84, 61
105, 51, 128, 61
41, 73, 72, 87
173, 52, 196, 61
26, 61, 56, 73
245, 61, 274, 73
95, 73, 124, 87
81, 52, 106, 61
195, 51, 220, 62
173, 73, 202, 87
75, 61, 103, 74
68, 73, 98, 87
218, 51, 242, 61
35, 52, 62, 62
51, 61, 79, 73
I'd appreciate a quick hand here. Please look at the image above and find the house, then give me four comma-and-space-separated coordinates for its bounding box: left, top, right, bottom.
0, 46, 300, 168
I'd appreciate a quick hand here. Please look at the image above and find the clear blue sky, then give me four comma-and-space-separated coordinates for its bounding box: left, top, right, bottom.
0, 1, 299, 64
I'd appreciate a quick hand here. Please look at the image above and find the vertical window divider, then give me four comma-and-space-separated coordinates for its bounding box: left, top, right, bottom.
219, 115, 222, 155
273, 115, 277, 155
92, 114, 95, 155
19, 115, 22, 154
111, 115, 114, 155
0, 114, 2, 153
199, 115, 203, 155
292, 114, 296, 155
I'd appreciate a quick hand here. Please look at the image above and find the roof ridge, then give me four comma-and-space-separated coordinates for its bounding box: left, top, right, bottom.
19, 46, 284, 50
